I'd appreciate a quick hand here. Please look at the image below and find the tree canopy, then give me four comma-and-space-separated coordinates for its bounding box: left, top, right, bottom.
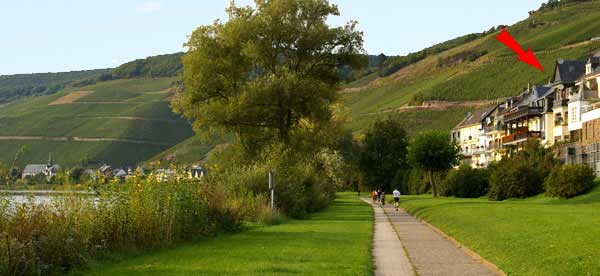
407, 131, 459, 197
173, 0, 365, 151
359, 117, 408, 191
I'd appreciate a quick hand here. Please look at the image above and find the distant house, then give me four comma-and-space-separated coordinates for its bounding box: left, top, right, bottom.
99, 164, 112, 177
22, 153, 60, 182
113, 169, 127, 181
188, 165, 207, 179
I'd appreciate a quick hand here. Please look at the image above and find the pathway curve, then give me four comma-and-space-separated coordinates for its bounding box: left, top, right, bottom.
362, 198, 414, 276
382, 204, 501, 276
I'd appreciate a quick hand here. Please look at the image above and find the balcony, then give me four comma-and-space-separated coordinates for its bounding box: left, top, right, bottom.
553, 98, 569, 107
554, 117, 567, 127
503, 106, 543, 123
485, 125, 505, 133
502, 131, 542, 145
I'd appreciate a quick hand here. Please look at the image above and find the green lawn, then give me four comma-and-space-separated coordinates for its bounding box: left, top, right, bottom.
396, 187, 600, 276
81, 193, 373, 276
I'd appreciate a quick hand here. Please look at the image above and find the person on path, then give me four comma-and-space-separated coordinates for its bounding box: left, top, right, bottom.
379, 191, 385, 207
372, 190, 377, 202
393, 188, 401, 211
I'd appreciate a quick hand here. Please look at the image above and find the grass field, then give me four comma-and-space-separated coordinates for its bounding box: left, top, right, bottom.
396, 187, 600, 276
81, 193, 373, 276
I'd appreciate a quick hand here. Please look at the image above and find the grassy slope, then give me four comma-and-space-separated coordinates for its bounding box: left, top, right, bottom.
0, 78, 196, 167
396, 187, 600, 276
344, 1, 600, 133
148, 136, 224, 164
82, 193, 373, 276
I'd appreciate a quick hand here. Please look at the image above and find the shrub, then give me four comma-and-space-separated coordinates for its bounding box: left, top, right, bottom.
441, 165, 489, 198
488, 160, 542, 200
545, 164, 596, 198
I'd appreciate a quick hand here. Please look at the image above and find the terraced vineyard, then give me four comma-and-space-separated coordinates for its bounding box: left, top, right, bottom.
343, 1, 600, 133
0, 78, 199, 167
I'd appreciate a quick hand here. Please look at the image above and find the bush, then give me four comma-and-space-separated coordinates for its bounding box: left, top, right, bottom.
545, 164, 596, 198
207, 143, 338, 219
488, 160, 542, 200
441, 165, 489, 198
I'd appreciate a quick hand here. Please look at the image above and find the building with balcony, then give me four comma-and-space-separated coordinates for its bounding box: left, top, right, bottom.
452, 106, 498, 168
499, 84, 554, 152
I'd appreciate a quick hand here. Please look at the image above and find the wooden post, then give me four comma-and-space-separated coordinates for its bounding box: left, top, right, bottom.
269, 171, 275, 214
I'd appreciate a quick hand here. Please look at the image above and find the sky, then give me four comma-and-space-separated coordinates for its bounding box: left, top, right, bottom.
0, 0, 547, 76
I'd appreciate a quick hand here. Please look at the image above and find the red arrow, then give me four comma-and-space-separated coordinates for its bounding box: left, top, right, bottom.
496, 28, 544, 72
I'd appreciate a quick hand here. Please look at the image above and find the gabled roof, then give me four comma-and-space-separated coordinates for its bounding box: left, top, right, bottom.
453, 106, 496, 130
22, 164, 46, 174
552, 60, 586, 84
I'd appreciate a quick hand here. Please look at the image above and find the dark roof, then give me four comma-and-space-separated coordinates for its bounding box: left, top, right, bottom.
453, 106, 496, 130
552, 60, 586, 84
506, 85, 553, 112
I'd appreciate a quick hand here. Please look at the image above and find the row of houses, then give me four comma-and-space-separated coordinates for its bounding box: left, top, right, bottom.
452, 50, 600, 175
20, 154, 207, 182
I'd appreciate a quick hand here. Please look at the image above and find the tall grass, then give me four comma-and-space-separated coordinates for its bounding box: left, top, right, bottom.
0, 170, 272, 276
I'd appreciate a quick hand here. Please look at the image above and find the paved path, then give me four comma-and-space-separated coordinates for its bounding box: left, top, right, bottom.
382, 204, 500, 276
363, 198, 501, 276
366, 199, 414, 276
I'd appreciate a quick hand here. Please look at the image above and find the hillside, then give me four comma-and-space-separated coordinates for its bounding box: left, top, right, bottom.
0, 78, 197, 167
344, 1, 600, 134
0, 69, 109, 104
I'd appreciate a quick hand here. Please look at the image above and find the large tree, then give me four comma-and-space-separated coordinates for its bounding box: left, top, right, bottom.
407, 131, 460, 198
173, 0, 364, 151
359, 117, 409, 191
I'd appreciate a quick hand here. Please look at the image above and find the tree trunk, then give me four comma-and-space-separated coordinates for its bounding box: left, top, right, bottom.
427, 170, 437, 198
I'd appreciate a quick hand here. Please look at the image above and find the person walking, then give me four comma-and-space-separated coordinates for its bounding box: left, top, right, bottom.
372, 190, 377, 202
379, 191, 385, 207
393, 188, 401, 211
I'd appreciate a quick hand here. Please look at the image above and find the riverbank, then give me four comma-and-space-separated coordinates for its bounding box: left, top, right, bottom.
81, 193, 374, 276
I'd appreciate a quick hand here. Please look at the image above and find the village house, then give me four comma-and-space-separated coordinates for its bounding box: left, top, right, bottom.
480, 103, 507, 163
451, 107, 494, 168
500, 84, 554, 152
21, 154, 60, 182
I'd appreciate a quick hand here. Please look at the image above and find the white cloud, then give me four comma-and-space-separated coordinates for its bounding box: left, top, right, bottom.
135, 1, 162, 13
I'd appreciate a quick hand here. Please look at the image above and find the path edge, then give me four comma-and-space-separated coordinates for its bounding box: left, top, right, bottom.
360, 197, 415, 276
398, 207, 507, 276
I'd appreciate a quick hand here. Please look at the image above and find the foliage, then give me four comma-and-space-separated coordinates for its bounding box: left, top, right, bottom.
488, 159, 542, 201
512, 139, 559, 181
174, 0, 364, 149
111, 53, 184, 79
207, 141, 347, 219
437, 50, 488, 68
359, 117, 408, 191
407, 131, 460, 197
440, 164, 489, 198
488, 139, 558, 201
545, 164, 596, 198
0, 168, 273, 276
